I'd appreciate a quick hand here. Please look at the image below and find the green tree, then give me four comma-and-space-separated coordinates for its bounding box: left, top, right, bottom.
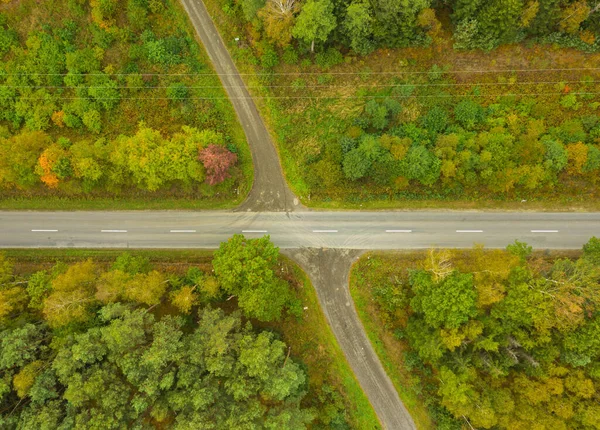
344, 1, 375, 55
292, 0, 336, 52
213, 234, 293, 321
343, 147, 371, 180
410, 269, 478, 329
371, 0, 430, 47
240, 0, 266, 21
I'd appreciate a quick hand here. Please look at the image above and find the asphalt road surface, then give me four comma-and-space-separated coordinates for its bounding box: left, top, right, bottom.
2, 211, 599, 249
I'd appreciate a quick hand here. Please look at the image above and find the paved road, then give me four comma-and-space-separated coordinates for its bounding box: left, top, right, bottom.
2, 211, 598, 249
179, 0, 301, 212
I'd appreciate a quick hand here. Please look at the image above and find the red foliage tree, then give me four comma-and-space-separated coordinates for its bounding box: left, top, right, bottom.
198, 144, 238, 185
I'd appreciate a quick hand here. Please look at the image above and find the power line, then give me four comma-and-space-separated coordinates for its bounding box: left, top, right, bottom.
1, 67, 600, 77
1, 80, 598, 90
0, 91, 596, 100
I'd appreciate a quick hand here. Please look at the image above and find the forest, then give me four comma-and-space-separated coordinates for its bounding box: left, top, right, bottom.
350, 240, 600, 429
0, 0, 250, 205
0, 236, 374, 429
231, 0, 600, 53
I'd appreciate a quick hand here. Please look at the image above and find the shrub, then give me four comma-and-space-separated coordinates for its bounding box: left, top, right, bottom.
167, 82, 189, 102
421, 106, 449, 134
315, 48, 343, 70
343, 148, 371, 180
260, 46, 279, 69
454, 100, 485, 129
282, 46, 299, 65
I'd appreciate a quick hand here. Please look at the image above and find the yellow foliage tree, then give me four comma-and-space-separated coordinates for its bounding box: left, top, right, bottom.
13, 361, 44, 398
43, 260, 98, 327
567, 142, 589, 175
123, 271, 166, 306
170, 286, 198, 314
95, 270, 130, 303
259, 0, 296, 48
559, 1, 590, 34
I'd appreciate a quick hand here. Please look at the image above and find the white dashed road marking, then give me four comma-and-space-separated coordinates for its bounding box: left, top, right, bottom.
31, 229, 58, 232
242, 230, 268, 233
313, 230, 338, 233
170, 230, 196, 233
456, 230, 483, 233
101, 230, 127, 233
385, 230, 412, 233
531, 230, 559, 233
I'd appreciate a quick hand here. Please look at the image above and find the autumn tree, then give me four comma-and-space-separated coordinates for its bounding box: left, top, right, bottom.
259, 0, 297, 47
43, 259, 99, 328
198, 144, 238, 185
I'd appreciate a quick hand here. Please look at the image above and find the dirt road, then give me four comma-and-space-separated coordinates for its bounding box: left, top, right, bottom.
284, 248, 417, 430
179, 0, 302, 212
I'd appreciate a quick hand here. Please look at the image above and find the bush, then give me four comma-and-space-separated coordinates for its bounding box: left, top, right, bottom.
315, 48, 343, 70
167, 82, 189, 102
282, 46, 299, 65
260, 46, 279, 69
343, 148, 371, 180
454, 100, 485, 129
421, 106, 449, 134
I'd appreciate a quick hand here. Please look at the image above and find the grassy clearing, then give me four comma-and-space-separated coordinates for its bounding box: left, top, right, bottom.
3, 248, 380, 429
200, 0, 600, 211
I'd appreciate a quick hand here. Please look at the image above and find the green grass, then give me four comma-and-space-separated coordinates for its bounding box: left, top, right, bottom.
306, 195, 600, 211
2, 248, 214, 263
0, 195, 243, 210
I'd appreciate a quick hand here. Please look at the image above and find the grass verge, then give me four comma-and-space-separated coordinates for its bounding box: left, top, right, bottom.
0, 195, 243, 210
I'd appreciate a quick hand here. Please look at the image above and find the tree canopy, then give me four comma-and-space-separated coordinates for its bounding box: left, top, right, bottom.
353, 239, 600, 429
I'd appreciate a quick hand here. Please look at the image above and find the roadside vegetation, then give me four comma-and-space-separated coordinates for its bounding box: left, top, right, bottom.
0, 0, 251, 209
204, 0, 600, 209
0, 235, 379, 429
350, 240, 600, 429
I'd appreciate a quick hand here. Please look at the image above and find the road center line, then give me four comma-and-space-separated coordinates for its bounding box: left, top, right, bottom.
242, 230, 267, 233
170, 230, 196, 233
313, 230, 338, 233
456, 230, 483, 233
531, 230, 559, 233
101, 230, 127, 233
386, 230, 412, 233
31, 229, 58, 232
